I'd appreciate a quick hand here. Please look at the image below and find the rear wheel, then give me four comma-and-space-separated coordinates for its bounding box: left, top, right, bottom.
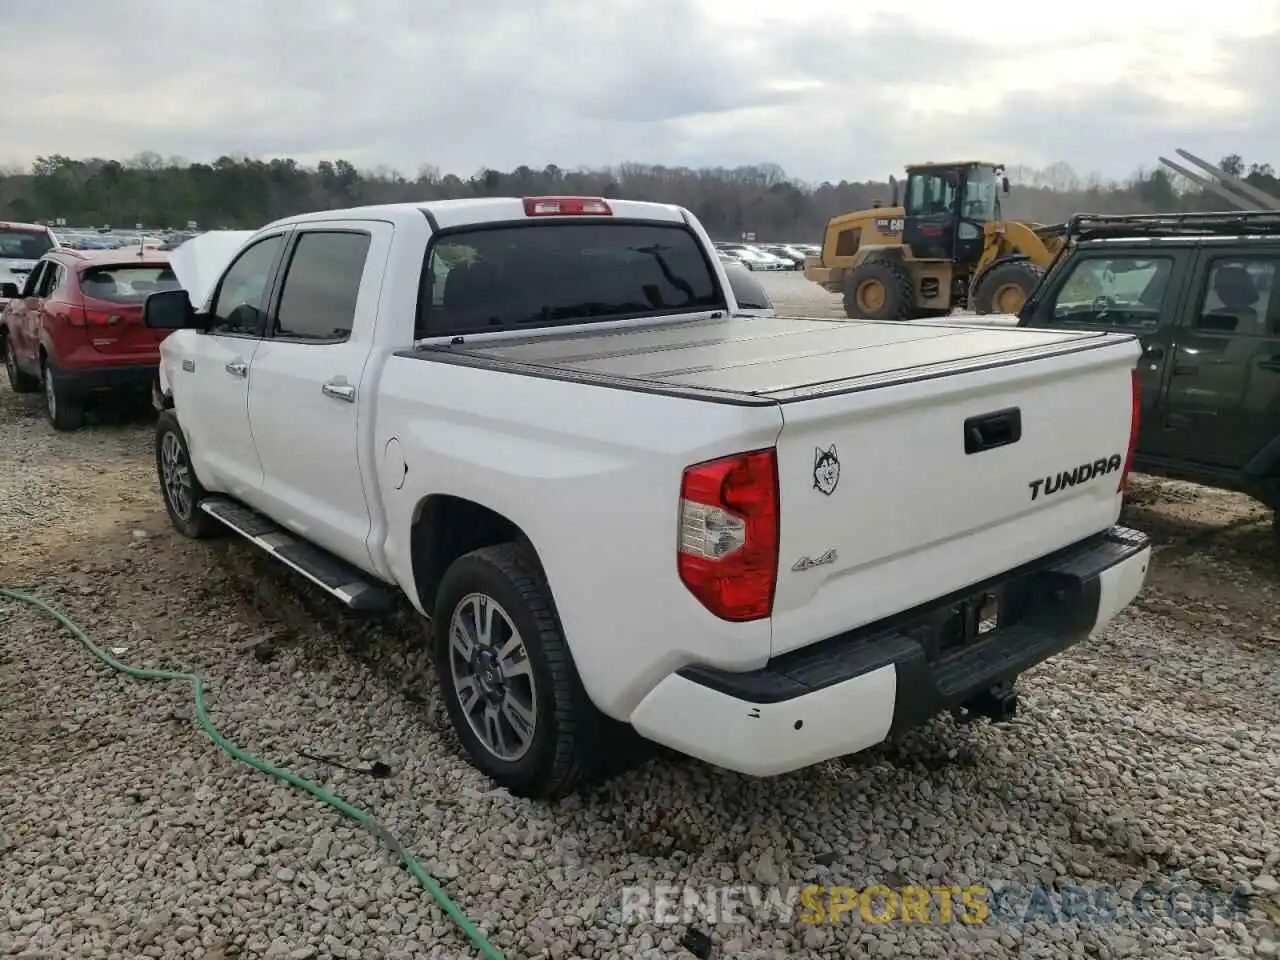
2, 332, 39, 393
42, 357, 84, 431
972, 260, 1046, 316
843, 259, 915, 321
432, 543, 626, 798
155, 409, 221, 539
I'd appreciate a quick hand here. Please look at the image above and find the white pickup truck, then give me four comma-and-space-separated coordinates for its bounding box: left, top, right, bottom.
145, 196, 1151, 798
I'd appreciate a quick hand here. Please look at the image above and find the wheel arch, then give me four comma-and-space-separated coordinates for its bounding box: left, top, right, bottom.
409, 494, 548, 614
972, 253, 1032, 289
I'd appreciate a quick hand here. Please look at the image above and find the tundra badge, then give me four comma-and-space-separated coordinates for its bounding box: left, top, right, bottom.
1029, 453, 1123, 501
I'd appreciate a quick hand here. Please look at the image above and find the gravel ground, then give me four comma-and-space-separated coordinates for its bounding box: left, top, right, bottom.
2, 278, 1278, 959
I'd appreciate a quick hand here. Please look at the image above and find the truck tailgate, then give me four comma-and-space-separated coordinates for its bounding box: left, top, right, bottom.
768, 333, 1140, 657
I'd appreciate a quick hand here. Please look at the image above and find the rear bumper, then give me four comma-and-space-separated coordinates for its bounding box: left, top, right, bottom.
629, 525, 1151, 776
52, 361, 156, 398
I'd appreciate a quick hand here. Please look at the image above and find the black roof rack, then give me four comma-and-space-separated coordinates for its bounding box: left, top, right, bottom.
1067, 209, 1280, 242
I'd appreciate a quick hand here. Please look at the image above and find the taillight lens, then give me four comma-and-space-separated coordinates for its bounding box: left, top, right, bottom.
1119, 367, 1140, 492
69, 308, 122, 327
678, 449, 780, 622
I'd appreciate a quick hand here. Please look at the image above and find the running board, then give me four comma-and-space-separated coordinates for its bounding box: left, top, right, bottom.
200, 497, 398, 613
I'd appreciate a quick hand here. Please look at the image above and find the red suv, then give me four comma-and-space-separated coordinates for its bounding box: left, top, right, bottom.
0, 249, 180, 430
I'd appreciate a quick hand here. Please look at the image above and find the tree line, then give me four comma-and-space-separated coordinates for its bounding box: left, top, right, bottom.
1, 152, 1276, 243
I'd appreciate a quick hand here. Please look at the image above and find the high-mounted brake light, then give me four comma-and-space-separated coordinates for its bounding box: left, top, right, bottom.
1119, 367, 1140, 492
677, 449, 780, 622
522, 197, 612, 217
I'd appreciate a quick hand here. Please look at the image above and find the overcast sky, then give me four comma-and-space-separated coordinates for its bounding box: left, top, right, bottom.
1, 0, 1276, 184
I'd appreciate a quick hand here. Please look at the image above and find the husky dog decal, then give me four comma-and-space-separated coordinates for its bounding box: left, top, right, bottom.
812, 444, 840, 495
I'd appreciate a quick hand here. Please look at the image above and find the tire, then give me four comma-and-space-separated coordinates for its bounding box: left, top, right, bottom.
972, 260, 1046, 316
1, 331, 39, 393
155, 409, 222, 539
42, 357, 84, 431
843, 258, 915, 321
432, 543, 620, 799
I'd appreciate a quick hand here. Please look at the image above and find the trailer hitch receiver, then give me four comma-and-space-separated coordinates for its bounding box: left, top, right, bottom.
955, 680, 1019, 723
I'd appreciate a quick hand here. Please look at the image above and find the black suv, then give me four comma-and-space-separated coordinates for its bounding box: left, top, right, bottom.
1018, 211, 1280, 534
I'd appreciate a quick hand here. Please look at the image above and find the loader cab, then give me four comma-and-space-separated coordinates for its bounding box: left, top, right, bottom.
902, 162, 1007, 265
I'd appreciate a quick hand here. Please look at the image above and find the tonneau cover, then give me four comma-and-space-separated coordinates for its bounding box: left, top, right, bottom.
416, 315, 1113, 403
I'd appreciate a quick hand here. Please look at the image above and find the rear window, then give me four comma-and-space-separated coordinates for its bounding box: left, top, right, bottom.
0, 227, 54, 260
78, 264, 181, 303
418, 222, 724, 337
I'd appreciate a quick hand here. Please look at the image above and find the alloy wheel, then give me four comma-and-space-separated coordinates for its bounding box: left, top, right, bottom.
448, 593, 538, 761
160, 430, 194, 520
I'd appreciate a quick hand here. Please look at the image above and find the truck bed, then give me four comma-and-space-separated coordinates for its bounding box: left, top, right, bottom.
408, 315, 1114, 404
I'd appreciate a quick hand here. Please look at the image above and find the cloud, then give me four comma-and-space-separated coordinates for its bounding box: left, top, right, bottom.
0, 0, 1275, 183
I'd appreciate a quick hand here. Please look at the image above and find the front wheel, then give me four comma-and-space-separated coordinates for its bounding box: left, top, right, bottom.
155, 409, 221, 539
2, 332, 39, 393
971, 260, 1046, 316
432, 543, 615, 798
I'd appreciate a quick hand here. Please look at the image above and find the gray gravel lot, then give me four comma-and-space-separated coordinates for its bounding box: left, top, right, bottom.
1, 274, 1278, 959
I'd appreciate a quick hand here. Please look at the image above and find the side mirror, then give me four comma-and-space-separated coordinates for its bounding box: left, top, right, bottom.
144, 288, 201, 330
0, 282, 20, 299
1002, 177, 1011, 195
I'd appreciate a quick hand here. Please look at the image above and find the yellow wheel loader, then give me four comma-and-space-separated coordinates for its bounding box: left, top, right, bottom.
804, 161, 1067, 320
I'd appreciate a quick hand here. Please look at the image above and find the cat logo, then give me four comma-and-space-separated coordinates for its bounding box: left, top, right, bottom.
813, 444, 840, 495
874, 218, 905, 233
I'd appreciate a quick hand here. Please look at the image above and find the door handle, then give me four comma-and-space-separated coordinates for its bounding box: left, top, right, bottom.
1260, 358, 1280, 373
224, 360, 248, 378
1172, 362, 1198, 376
321, 380, 356, 403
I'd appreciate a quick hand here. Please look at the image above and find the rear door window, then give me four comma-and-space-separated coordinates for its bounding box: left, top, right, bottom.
418, 222, 724, 337
38, 263, 64, 298
1193, 257, 1279, 334
271, 231, 371, 343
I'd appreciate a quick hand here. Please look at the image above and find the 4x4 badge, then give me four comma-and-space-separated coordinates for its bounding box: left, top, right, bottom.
813, 444, 840, 495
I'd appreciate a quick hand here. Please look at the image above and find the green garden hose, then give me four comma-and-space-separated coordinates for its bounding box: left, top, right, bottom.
0, 588, 506, 960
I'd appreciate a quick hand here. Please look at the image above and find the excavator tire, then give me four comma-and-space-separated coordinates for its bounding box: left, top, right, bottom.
843, 258, 915, 321
972, 260, 1046, 316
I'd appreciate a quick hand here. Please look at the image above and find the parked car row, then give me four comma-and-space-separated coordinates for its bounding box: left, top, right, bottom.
712, 240, 819, 272
1, 233, 180, 430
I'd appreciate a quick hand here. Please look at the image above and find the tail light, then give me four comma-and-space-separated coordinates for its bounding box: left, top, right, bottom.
678, 449, 780, 621
522, 197, 612, 217
1119, 367, 1140, 492
69, 308, 123, 327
